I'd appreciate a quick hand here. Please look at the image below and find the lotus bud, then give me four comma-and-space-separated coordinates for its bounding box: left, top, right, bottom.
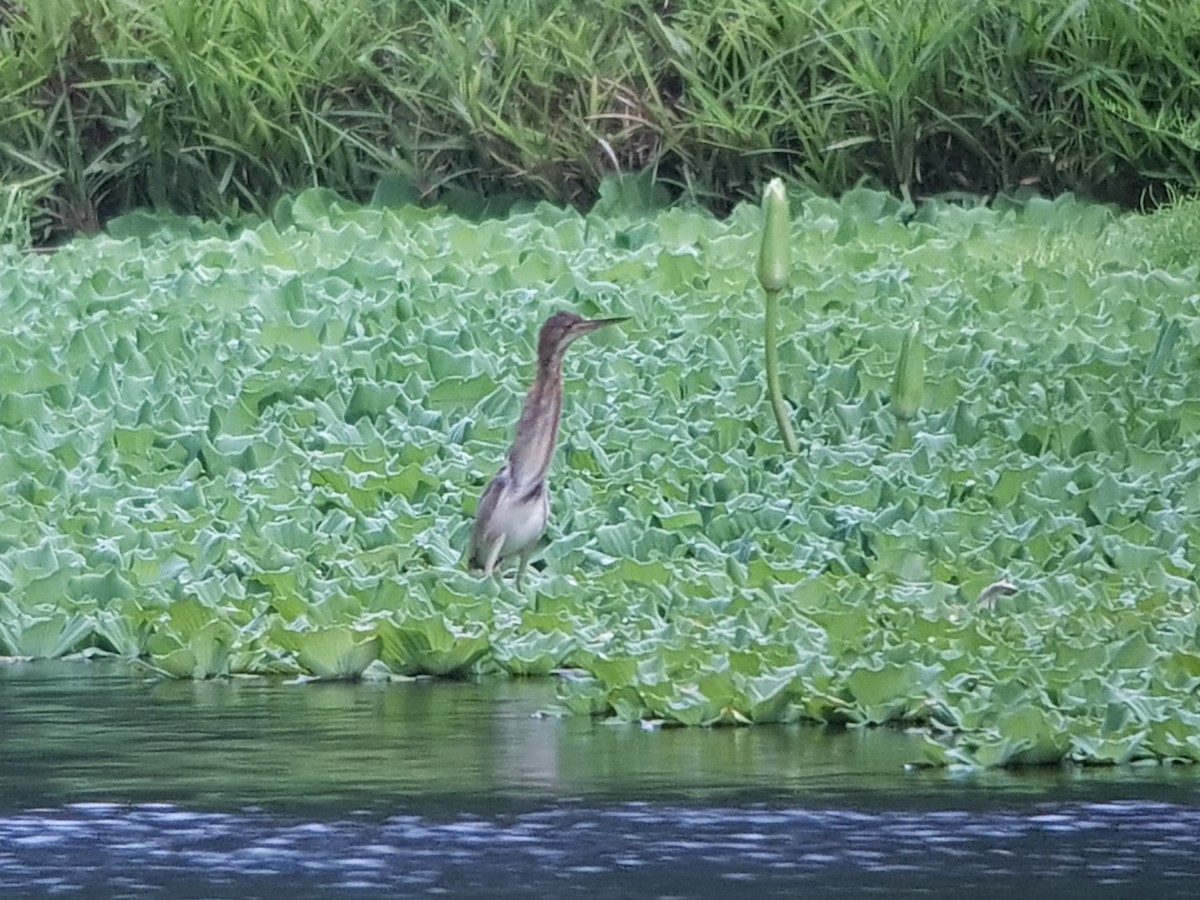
1147, 315, 1179, 378
757, 178, 790, 294
892, 321, 924, 423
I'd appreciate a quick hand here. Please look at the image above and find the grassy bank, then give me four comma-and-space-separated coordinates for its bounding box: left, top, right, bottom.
2, 0, 1200, 243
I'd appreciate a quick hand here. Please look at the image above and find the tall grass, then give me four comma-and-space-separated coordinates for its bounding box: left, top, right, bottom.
2, 0, 1200, 243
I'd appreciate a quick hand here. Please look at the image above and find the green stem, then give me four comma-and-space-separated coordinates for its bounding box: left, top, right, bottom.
764, 287, 799, 453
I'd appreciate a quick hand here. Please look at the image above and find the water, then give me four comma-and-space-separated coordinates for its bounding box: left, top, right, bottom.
3, 660, 1200, 897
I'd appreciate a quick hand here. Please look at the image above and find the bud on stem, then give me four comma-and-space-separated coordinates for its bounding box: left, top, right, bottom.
758, 179, 798, 454
892, 321, 924, 424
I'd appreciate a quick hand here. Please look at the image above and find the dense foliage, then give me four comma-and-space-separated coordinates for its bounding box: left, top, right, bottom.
0, 183, 1198, 767
4, 0, 1200, 244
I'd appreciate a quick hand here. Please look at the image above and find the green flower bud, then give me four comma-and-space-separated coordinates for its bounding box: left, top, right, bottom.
757, 178, 790, 294
892, 321, 924, 423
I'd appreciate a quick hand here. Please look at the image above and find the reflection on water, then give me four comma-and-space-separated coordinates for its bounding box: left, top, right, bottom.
3, 661, 1200, 898
1, 659, 940, 810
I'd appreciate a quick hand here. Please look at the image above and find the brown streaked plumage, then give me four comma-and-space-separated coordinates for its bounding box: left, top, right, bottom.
468, 311, 627, 587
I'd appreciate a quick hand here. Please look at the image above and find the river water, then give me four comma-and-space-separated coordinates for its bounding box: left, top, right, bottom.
2, 661, 1198, 898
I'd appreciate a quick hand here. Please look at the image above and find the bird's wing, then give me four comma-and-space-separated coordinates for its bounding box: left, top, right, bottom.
467, 468, 509, 570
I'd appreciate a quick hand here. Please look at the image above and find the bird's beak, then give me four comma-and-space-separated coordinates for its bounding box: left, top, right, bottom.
574, 316, 630, 336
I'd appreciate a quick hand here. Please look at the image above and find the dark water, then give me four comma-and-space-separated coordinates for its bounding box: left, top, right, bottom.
2, 661, 1199, 898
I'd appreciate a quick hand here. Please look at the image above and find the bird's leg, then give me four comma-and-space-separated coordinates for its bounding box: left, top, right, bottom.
516, 550, 531, 590
482, 533, 506, 579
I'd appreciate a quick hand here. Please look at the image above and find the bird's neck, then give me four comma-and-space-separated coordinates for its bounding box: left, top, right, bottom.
506, 359, 563, 488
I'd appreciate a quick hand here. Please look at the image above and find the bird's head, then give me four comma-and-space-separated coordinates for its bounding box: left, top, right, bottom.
537, 311, 628, 368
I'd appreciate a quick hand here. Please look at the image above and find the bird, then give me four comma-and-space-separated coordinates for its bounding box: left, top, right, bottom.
468, 311, 627, 588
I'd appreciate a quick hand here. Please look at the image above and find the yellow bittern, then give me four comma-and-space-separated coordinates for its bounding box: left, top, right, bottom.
468, 311, 627, 587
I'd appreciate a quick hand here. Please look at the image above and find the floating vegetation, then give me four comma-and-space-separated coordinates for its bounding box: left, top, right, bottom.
0, 184, 1198, 767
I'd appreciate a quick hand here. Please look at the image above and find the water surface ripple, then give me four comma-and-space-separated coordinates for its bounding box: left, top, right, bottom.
2, 799, 1197, 899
